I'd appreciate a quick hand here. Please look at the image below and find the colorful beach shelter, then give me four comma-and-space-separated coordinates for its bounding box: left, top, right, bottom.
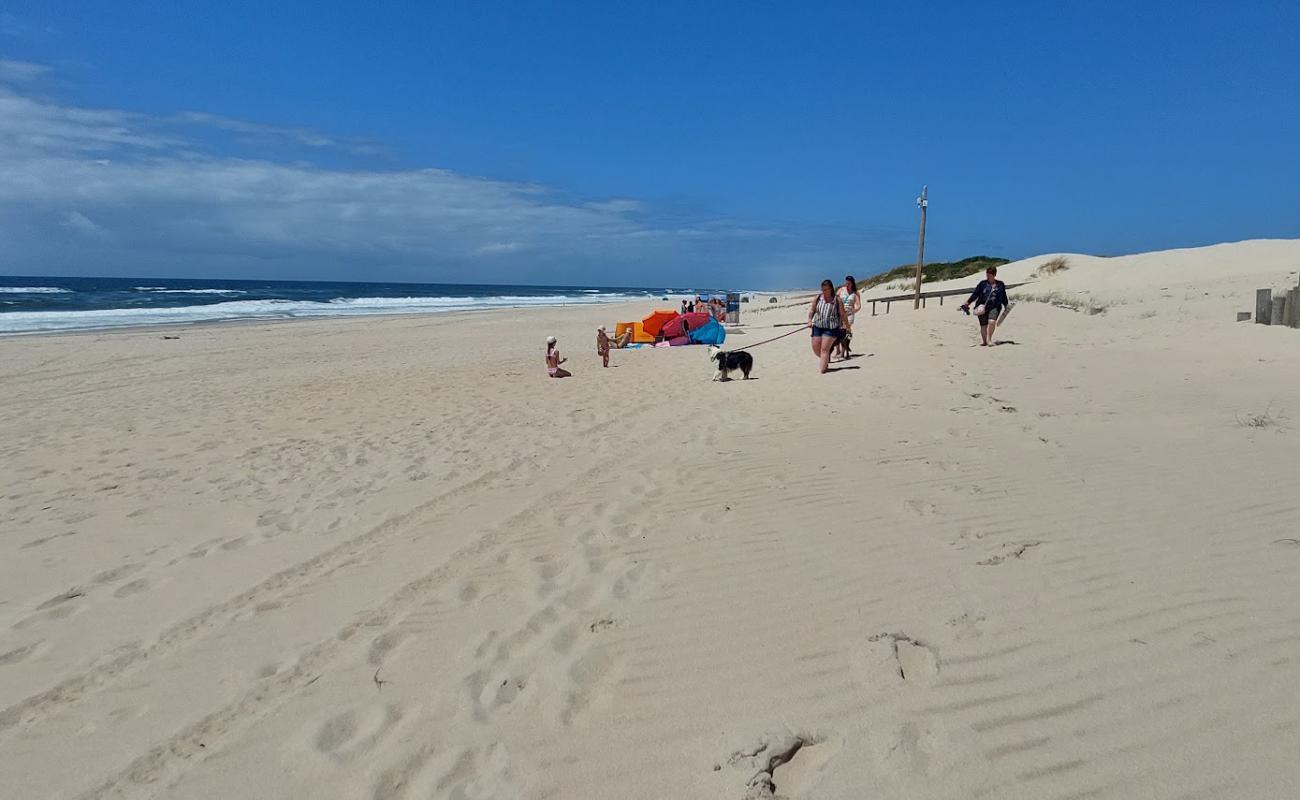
660, 311, 712, 339
687, 317, 726, 346
641, 309, 678, 337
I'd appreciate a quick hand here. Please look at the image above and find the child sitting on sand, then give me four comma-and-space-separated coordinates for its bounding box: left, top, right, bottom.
595, 326, 610, 367
545, 336, 571, 378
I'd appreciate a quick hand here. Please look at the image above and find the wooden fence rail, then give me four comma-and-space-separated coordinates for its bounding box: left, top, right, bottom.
866, 282, 1028, 316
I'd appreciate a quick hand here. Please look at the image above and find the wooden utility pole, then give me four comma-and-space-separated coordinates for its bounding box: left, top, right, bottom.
912, 185, 928, 309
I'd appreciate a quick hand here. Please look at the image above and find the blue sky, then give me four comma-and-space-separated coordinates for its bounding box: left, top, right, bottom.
1, 1, 1298, 287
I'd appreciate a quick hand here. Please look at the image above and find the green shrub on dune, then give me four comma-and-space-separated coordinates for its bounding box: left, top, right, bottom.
861, 255, 1011, 290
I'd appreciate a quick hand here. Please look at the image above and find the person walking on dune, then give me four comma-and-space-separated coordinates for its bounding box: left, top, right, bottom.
807, 279, 849, 374
961, 265, 1011, 346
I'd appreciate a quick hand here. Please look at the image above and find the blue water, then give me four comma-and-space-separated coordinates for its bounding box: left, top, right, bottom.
0, 276, 700, 334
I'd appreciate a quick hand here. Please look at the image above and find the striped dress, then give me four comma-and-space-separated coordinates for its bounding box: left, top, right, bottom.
811, 295, 842, 330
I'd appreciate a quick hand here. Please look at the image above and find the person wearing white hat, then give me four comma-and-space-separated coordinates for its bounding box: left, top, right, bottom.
595, 326, 611, 368
545, 336, 571, 378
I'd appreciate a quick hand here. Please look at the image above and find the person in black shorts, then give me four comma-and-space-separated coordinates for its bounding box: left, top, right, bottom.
960, 265, 1010, 346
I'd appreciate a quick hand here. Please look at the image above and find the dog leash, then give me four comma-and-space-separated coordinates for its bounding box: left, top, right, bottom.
730, 323, 811, 352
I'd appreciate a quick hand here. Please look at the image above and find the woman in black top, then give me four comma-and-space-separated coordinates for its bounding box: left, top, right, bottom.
961, 265, 1010, 346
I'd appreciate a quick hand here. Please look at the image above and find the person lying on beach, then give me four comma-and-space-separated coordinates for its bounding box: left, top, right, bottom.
596, 326, 611, 367
602, 329, 632, 349
545, 336, 571, 378
960, 265, 1010, 346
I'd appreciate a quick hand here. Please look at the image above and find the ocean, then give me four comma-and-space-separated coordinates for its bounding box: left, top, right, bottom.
0, 276, 705, 335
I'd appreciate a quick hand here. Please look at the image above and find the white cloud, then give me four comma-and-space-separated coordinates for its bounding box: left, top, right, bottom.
584, 199, 644, 214
0, 66, 903, 285
0, 88, 171, 152
0, 59, 49, 82
170, 110, 381, 154
474, 242, 525, 255
59, 210, 108, 237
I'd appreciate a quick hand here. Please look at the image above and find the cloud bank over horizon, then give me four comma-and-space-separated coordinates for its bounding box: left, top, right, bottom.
0, 61, 910, 288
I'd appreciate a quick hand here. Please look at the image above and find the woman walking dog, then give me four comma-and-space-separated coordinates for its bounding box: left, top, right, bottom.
807, 279, 849, 374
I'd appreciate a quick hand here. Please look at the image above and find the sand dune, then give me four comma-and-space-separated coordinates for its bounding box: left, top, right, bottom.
3, 239, 1300, 798
867, 238, 1300, 323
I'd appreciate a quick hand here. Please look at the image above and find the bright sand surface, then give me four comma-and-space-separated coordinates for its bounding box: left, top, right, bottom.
3, 239, 1300, 799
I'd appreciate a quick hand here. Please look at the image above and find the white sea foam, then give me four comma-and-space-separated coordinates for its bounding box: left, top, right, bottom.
133, 287, 247, 295
0, 286, 72, 294
0, 292, 644, 334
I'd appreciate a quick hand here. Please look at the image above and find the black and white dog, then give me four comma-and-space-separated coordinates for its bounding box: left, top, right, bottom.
708, 347, 753, 381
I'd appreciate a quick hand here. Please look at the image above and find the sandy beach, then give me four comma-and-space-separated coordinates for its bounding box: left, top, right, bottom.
3, 239, 1300, 799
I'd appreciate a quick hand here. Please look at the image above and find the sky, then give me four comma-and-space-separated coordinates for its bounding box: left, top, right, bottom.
1, 1, 1298, 287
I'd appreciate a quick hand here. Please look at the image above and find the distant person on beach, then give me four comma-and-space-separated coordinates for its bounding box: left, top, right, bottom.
961, 265, 1010, 346
681, 299, 690, 315
807, 279, 849, 374
545, 336, 571, 378
835, 275, 861, 359
595, 326, 610, 367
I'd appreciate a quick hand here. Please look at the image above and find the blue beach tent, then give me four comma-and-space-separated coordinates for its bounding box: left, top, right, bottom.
687, 318, 726, 346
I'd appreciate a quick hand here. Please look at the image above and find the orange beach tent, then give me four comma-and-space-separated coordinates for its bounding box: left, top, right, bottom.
615, 321, 654, 343
640, 309, 678, 337
614, 309, 678, 344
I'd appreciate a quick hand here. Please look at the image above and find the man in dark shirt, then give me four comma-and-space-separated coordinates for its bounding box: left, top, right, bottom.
960, 266, 1010, 346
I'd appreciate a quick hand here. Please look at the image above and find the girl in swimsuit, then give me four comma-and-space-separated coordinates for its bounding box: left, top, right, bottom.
595, 327, 610, 368
545, 336, 571, 378
836, 274, 861, 359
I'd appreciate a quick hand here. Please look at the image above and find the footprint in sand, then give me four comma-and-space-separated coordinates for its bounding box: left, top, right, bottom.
90, 563, 145, 585
976, 541, 1043, 566
185, 538, 226, 560
312, 703, 403, 763
36, 587, 88, 611
457, 581, 480, 602
550, 622, 581, 656
0, 640, 49, 665
532, 555, 573, 598
727, 730, 838, 799
113, 578, 151, 598
611, 561, 650, 599
461, 559, 650, 726
559, 646, 616, 726
468, 670, 529, 716
854, 632, 941, 688
946, 612, 987, 640
903, 499, 939, 517
15, 592, 88, 629
371, 742, 515, 800
368, 629, 411, 666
